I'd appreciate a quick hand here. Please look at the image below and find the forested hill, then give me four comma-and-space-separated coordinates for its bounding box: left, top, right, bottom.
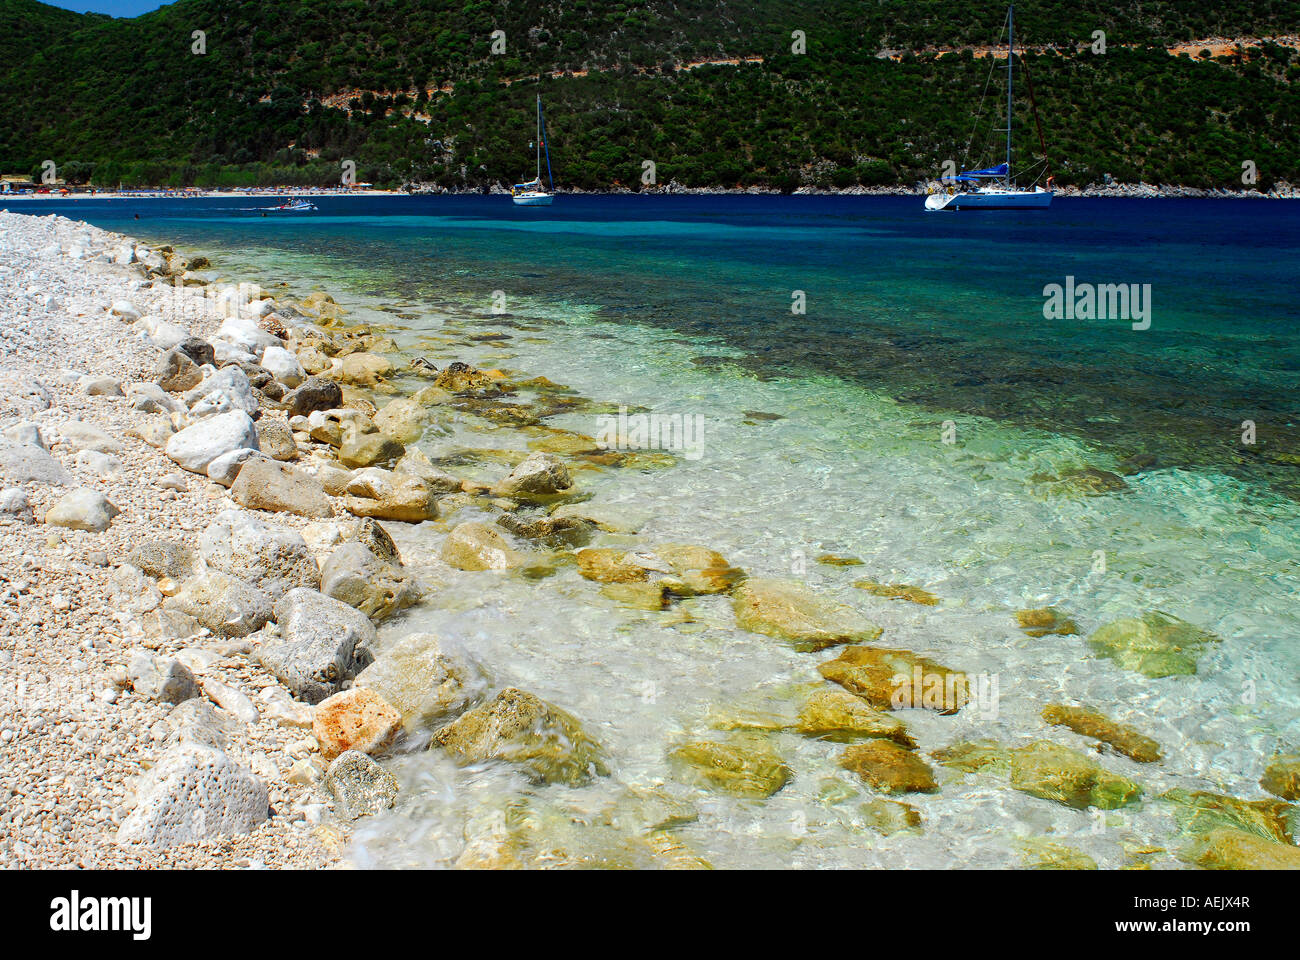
2, 0, 1298, 191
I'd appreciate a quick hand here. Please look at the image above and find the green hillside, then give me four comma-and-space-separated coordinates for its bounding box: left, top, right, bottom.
1, 0, 1298, 190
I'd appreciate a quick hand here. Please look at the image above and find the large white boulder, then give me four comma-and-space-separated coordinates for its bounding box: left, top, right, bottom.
164, 410, 259, 474
260, 346, 304, 388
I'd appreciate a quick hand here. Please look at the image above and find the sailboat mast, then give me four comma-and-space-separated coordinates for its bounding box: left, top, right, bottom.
1006, 5, 1014, 183
536, 95, 542, 182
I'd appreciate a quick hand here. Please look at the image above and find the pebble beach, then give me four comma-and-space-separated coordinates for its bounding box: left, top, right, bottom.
2, 206, 1298, 872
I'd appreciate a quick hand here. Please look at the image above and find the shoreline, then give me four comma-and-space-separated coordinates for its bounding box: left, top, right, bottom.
2, 210, 1297, 870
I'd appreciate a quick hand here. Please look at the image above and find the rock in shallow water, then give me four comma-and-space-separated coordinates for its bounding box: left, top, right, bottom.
1087, 611, 1219, 677
818, 645, 968, 713
441, 521, 527, 570
733, 578, 881, 651
669, 738, 792, 799
431, 687, 609, 786
838, 740, 938, 795
934, 739, 1143, 810
1261, 753, 1300, 801
355, 631, 488, 734
1041, 703, 1162, 763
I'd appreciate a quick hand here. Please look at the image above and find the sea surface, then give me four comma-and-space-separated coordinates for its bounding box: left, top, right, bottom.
18, 194, 1300, 868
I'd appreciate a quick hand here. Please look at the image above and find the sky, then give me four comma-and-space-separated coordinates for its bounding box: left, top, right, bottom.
44, 0, 168, 16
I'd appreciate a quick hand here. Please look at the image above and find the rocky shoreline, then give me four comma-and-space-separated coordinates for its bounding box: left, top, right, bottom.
1, 209, 1297, 870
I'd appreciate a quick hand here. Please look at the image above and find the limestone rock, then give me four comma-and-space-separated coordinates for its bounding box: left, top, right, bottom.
116, 744, 268, 848
342, 472, 439, 523
230, 458, 333, 518
431, 687, 609, 786
155, 349, 202, 392
355, 632, 488, 733
128, 650, 200, 704
0, 441, 69, 485
669, 738, 792, 799
320, 541, 421, 622
838, 741, 938, 794
441, 521, 527, 570
853, 580, 941, 606
197, 510, 319, 599
313, 687, 403, 760
393, 447, 463, 493
261, 346, 305, 388
165, 571, 274, 638
325, 750, 399, 819
206, 447, 266, 487
258, 587, 377, 703
491, 452, 573, 501
127, 540, 197, 581
165, 410, 259, 475
339, 418, 404, 468
860, 798, 923, 836
1041, 704, 1162, 763
733, 579, 882, 651
818, 645, 968, 713
45, 488, 119, 532
1185, 828, 1300, 870
282, 377, 342, 417
496, 511, 593, 548
255, 416, 297, 461
935, 740, 1143, 810
654, 542, 746, 596
373, 396, 430, 444
1014, 607, 1079, 637
1088, 611, 1220, 677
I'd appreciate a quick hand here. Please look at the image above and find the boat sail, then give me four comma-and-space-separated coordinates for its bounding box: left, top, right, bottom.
512, 94, 555, 206
925, 5, 1053, 211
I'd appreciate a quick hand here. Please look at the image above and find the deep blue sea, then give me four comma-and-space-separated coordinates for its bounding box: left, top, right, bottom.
13, 193, 1300, 867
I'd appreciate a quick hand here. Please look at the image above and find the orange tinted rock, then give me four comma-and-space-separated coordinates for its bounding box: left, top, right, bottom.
839, 741, 938, 795
818, 645, 968, 713
1041, 704, 1162, 763
313, 687, 402, 760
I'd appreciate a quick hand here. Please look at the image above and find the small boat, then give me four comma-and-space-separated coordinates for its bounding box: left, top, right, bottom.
925, 5, 1053, 211
271, 199, 317, 212
512, 95, 555, 206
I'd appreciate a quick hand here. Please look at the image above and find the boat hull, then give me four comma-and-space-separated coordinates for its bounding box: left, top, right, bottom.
512, 193, 553, 206
926, 188, 1052, 211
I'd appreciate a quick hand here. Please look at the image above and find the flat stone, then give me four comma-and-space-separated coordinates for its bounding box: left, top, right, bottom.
441, 521, 527, 570
230, 458, 333, 517
669, 738, 792, 799
733, 579, 882, 651
818, 645, 968, 713
839, 741, 938, 795
1088, 611, 1220, 677
1041, 704, 1162, 763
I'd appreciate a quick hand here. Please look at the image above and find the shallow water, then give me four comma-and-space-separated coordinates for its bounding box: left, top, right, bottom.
29, 195, 1300, 867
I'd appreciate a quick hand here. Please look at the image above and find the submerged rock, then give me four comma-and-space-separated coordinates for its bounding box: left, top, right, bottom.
431, 687, 610, 786
859, 798, 923, 836
497, 511, 594, 548
654, 543, 746, 596
325, 750, 399, 819
732, 579, 882, 651
313, 687, 403, 760
1016, 837, 1098, 870
441, 521, 528, 570
795, 687, 915, 746
1159, 788, 1293, 845
355, 632, 488, 734
669, 738, 793, 799
1041, 704, 1162, 763
342, 472, 439, 523
1088, 611, 1220, 677
935, 739, 1143, 810
339, 417, 404, 468
576, 547, 650, 583
818, 645, 968, 713
838, 740, 938, 795
1261, 753, 1300, 801
1014, 607, 1079, 637
1184, 827, 1300, 870
853, 580, 941, 606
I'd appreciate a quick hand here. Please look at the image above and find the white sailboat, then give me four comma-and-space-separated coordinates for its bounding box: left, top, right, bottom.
512, 94, 554, 206
925, 5, 1053, 211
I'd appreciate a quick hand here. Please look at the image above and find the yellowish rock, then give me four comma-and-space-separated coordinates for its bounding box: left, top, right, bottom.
732, 578, 882, 652
669, 739, 792, 799
1041, 704, 1162, 763
312, 687, 402, 760
818, 645, 968, 713
838, 740, 938, 795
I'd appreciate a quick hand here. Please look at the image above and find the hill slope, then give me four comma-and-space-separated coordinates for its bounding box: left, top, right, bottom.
1, 0, 1298, 190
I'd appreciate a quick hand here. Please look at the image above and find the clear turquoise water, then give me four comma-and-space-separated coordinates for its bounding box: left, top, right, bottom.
24, 195, 1300, 867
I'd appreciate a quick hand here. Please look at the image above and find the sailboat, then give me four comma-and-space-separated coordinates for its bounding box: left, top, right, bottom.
512, 94, 554, 206
925, 5, 1053, 211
